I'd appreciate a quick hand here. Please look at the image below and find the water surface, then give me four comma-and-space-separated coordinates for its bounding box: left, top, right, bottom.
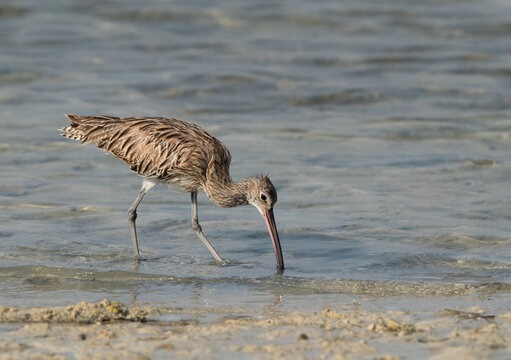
1, 0, 511, 311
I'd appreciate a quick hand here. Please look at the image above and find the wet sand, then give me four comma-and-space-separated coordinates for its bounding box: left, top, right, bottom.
0, 299, 510, 359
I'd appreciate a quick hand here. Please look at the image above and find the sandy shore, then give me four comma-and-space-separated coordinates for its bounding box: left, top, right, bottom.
0, 299, 510, 359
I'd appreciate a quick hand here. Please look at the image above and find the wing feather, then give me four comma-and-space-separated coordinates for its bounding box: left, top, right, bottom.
61, 114, 232, 192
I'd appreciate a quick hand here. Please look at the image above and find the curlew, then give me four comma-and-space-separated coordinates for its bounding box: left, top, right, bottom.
60, 115, 284, 269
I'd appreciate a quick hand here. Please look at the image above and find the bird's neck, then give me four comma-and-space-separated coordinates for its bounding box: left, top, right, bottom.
204, 178, 250, 208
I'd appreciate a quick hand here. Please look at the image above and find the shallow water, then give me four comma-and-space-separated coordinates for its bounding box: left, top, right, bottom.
1, 0, 511, 312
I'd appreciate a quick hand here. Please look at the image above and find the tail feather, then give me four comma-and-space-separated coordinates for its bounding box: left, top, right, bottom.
60, 114, 102, 142
60, 114, 82, 141
60, 125, 85, 141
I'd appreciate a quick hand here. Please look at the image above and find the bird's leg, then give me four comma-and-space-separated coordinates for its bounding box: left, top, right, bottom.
128, 179, 157, 257
128, 190, 146, 257
191, 191, 223, 263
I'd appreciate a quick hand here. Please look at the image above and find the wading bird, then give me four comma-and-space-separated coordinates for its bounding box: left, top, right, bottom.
60, 115, 284, 269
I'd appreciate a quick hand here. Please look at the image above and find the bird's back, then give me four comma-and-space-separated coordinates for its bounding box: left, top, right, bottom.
61, 115, 232, 192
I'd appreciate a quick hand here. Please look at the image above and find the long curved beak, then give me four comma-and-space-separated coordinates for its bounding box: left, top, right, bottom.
261, 208, 284, 270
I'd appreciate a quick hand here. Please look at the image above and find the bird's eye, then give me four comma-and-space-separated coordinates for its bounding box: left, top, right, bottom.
260, 193, 267, 201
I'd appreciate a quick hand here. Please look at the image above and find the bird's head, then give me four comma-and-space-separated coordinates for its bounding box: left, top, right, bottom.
246, 176, 284, 270
246, 175, 278, 211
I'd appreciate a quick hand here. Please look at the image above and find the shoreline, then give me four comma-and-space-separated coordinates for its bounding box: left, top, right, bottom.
0, 299, 510, 359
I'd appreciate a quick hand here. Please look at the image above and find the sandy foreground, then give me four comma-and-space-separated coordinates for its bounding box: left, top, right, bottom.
0, 299, 510, 359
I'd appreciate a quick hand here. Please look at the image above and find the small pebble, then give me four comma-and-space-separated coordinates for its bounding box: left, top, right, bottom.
298, 333, 309, 340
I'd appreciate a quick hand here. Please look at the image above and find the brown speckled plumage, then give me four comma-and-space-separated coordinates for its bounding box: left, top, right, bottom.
60, 114, 284, 269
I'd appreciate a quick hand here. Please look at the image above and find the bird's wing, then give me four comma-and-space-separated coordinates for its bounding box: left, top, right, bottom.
62, 115, 231, 190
